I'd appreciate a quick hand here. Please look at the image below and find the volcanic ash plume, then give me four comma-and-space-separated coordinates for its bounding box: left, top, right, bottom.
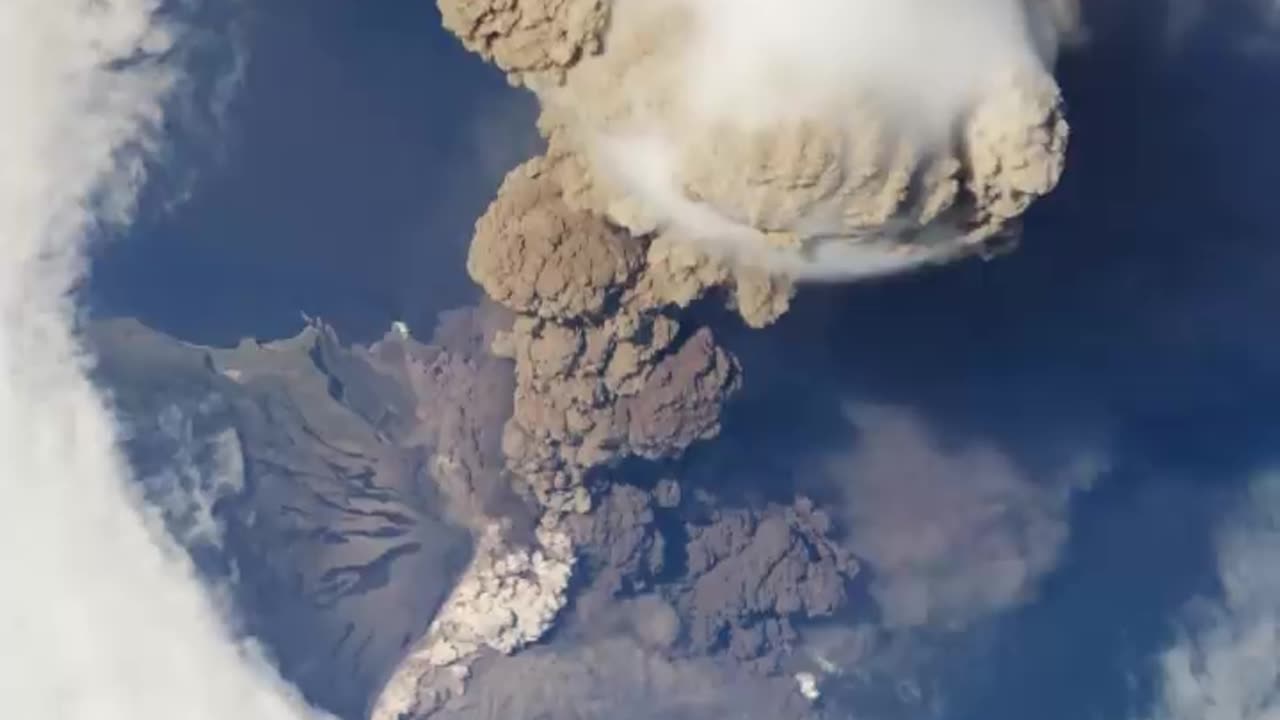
373, 2, 1077, 716
373, 154, 761, 720
442, 0, 1075, 280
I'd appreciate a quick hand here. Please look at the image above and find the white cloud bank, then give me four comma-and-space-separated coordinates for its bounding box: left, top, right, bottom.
0, 1, 326, 718
1145, 470, 1280, 720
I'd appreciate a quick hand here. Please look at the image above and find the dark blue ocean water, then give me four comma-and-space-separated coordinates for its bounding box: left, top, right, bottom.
89, 0, 539, 346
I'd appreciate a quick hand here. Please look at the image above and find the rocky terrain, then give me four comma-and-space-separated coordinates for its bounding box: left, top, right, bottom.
90, 309, 866, 720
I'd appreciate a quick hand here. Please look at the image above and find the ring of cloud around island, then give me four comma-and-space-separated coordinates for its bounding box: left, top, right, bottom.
0, 1, 330, 718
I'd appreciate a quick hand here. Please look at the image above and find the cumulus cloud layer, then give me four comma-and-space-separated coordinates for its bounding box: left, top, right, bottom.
0, 1, 324, 717
1145, 470, 1280, 720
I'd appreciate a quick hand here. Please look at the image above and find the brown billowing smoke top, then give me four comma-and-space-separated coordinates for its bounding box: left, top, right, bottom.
469, 157, 751, 503
443, 0, 1075, 280
466, 159, 643, 322
439, 0, 608, 78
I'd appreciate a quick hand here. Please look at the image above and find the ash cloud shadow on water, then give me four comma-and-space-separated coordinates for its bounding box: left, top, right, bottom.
88, 0, 539, 346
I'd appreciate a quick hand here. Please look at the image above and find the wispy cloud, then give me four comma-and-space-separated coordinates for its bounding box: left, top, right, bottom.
1144, 470, 1280, 720
1155, 0, 1280, 53
0, 1, 325, 717
820, 403, 1102, 630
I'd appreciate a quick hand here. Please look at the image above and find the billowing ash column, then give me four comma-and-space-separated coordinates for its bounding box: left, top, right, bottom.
371, 2, 1076, 717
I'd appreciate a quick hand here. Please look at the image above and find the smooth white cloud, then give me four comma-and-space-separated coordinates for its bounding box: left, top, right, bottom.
1145, 470, 1280, 720
0, 1, 327, 718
